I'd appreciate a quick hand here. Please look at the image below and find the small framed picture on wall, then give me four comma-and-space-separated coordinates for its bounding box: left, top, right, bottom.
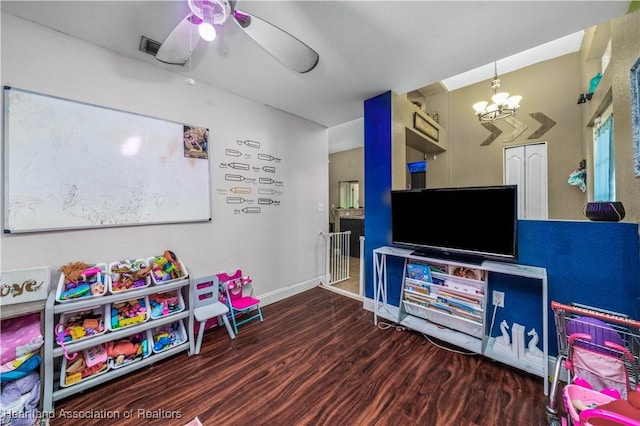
413, 112, 439, 142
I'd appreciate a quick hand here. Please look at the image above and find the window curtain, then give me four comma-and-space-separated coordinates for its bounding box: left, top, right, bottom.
594, 115, 615, 201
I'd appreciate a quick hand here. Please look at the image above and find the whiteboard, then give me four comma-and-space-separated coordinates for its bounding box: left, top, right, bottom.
2, 87, 211, 233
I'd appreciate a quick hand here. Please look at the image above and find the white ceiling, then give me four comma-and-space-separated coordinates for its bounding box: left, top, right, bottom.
0, 1, 630, 128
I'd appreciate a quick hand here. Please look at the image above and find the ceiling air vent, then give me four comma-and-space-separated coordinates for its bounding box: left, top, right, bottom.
139, 36, 162, 57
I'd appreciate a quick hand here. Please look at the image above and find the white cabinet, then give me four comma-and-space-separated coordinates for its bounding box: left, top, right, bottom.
41, 276, 193, 414
372, 246, 549, 395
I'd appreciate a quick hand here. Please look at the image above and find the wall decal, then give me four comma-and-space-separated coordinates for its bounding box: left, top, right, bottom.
226, 196, 255, 204
237, 139, 260, 148
225, 148, 251, 159
222, 138, 284, 214
220, 162, 250, 170
480, 122, 503, 146
225, 173, 256, 184
528, 112, 556, 139
502, 117, 528, 143
258, 153, 281, 162
235, 207, 261, 214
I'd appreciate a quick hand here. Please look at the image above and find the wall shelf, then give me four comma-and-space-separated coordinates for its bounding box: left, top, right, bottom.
405, 127, 445, 154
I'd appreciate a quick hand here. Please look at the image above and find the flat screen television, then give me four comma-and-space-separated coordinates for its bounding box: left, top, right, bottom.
391, 185, 518, 262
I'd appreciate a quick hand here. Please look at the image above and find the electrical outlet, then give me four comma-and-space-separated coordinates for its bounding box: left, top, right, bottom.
492, 290, 505, 308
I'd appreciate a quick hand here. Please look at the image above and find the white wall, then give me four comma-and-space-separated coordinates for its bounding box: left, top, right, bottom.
0, 14, 329, 304
328, 118, 363, 154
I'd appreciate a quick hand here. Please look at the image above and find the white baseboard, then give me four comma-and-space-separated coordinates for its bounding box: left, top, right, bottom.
258, 276, 323, 307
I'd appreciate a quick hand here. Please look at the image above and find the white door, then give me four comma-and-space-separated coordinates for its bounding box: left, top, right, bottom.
504, 143, 548, 219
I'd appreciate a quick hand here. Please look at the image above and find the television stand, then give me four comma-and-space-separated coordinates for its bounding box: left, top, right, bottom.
372, 246, 549, 395
410, 249, 484, 265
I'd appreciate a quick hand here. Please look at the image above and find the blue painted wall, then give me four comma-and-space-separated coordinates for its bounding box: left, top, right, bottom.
363, 92, 640, 356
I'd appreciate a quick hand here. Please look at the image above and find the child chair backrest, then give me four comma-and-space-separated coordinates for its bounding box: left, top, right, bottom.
193, 275, 220, 310
216, 269, 244, 304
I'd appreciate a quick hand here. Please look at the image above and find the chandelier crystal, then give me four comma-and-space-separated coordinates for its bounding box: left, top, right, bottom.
472, 62, 522, 122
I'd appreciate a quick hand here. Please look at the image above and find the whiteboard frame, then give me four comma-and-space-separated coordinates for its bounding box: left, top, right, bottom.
2, 86, 212, 233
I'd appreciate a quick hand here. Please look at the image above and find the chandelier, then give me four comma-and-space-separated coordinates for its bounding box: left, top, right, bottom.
472, 62, 522, 122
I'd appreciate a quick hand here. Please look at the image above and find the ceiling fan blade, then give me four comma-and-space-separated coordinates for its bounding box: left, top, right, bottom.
232, 9, 319, 73
156, 14, 201, 65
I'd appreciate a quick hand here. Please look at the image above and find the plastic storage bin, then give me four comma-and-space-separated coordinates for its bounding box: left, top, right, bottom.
107, 330, 153, 369
151, 320, 187, 354
149, 289, 185, 320
56, 263, 108, 303
56, 305, 107, 346
60, 343, 109, 388
108, 258, 152, 294
106, 296, 150, 331
147, 253, 189, 285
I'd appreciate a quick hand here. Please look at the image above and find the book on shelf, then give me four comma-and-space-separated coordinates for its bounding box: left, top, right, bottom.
436, 296, 477, 314
404, 278, 430, 295
404, 292, 431, 306
430, 301, 482, 322
443, 279, 484, 296
447, 265, 486, 281
438, 289, 482, 308
406, 263, 432, 282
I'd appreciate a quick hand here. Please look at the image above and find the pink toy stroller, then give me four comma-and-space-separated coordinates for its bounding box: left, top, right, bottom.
547, 302, 640, 425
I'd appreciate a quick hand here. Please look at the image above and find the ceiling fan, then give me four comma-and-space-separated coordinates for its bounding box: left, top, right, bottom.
155, 0, 319, 73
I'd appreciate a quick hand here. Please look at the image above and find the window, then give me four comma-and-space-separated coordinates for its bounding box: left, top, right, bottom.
339, 181, 359, 208
593, 113, 615, 201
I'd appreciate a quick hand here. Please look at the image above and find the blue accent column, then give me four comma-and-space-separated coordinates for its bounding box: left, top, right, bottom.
364, 91, 392, 300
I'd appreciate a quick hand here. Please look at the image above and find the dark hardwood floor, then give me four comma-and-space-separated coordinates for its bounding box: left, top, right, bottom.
51, 287, 553, 426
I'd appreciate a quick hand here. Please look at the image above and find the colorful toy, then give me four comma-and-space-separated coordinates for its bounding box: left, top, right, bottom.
55, 308, 106, 360
152, 322, 183, 352
150, 250, 184, 283
110, 259, 152, 292
110, 298, 147, 330
149, 292, 181, 318
58, 261, 106, 300
106, 334, 146, 367
59, 284, 91, 300
63, 345, 108, 386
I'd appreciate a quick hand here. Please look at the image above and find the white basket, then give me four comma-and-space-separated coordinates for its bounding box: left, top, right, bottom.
107, 330, 153, 369
147, 255, 189, 285
60, 344, 109, 388
151, 320, 187, 354
106, 296, 151, 332
149, 289, 185, 320
55, 263, 108, 303
108, 258, 152, 294
56, 305, 107, 346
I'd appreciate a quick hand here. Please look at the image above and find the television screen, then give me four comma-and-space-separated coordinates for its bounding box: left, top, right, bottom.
391, 185, 518, 261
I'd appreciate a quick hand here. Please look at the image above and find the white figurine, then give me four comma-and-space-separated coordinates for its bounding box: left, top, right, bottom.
497, 320, 510, 346
526, 328, 543, 357
493, 320, 515, 356
523, 328, 543, 365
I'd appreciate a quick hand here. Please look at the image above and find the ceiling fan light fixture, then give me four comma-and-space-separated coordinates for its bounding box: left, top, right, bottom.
198, 0, 217, 41
199, 22, 217, 41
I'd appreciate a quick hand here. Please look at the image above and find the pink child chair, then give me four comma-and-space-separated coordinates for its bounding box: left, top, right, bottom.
217, 270, 263, 334
192, 275, 235, 355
